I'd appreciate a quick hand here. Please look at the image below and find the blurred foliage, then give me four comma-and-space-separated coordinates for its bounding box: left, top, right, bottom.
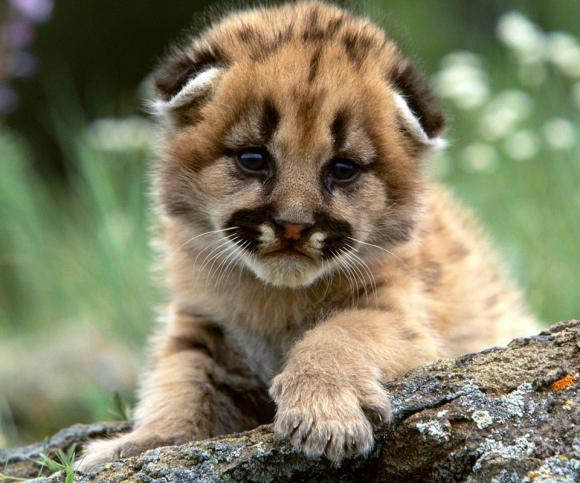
0, 0, 579, 447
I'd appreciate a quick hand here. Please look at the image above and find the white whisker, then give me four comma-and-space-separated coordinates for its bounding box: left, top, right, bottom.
318, 259, 333, 302
205, 243, 235, 283
193, 232, 236, 268
212, 241, 241, 288
347, 248, 379, 308
342, 246, 368, 305
347, 236, 403, 262
227, 240, 252, 280
215, 239, 250, 288
334, 247, 359, 308
199, 235, 236, 272
179, 226, 238, 250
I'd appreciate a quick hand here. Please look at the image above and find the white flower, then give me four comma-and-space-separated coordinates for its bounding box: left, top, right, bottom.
503, 130, 540, 161
433, 51, 489, 109
542, 118, 576, 150
572, 81, 580, 108
479, 90, 534, 140
440, 51, 482, 70
461, 143, 499, 173
547, 32, 580, 78
497, 11, 546, 63
84, 117, 156, 152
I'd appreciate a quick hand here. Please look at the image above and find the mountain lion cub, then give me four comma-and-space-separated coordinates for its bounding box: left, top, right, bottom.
79, 0, 538, 469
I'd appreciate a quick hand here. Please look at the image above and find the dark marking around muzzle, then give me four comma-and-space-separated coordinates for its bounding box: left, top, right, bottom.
224, 204, 352, 258
225, 204, 277, 252
313, 211, 352, 258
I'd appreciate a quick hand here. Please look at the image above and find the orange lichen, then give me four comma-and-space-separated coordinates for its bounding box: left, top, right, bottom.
549, 374, 577, 391
528, 470, 550, 480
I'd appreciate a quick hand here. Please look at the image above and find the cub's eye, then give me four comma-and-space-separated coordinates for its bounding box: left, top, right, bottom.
236, 148, 270, 175
328, 158, 360, 183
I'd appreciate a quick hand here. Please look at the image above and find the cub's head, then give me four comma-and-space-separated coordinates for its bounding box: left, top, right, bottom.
152, 1, 445, 288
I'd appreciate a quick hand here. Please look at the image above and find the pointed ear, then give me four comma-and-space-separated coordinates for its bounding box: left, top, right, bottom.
150, 45, 226, 126
388, 59, 446, 155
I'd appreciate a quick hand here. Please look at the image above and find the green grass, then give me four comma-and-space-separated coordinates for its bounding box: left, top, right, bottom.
1, 14, 579, 447
0, 128, 155, 343
0, 442, 77, 481
109, 391, 133, 422
35, 443, 78, 482
438, 143, 580, 323
432, 55, 580, 323
0, 125, 155, 446
1, 100, 577, 447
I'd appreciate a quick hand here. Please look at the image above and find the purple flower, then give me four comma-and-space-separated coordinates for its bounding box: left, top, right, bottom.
0, 83, 19, 114
9, 50, 37, 77
3, 20, 36, 48
10, 0, 54, 23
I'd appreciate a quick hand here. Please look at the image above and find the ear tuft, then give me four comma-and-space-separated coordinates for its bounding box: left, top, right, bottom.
392, 92, 447, 152
151, 67, 223, 120
149, 43, 227, 125
388, 59, 445, 152
154, 44, 225, 100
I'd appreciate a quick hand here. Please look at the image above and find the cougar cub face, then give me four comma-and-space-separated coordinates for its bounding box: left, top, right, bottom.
153, 2, 444, 287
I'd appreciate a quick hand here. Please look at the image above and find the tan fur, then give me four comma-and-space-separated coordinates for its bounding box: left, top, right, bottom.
78, 1, 538, 470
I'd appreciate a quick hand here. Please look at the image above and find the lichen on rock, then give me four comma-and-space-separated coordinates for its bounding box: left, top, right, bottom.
1, 320, 578, 482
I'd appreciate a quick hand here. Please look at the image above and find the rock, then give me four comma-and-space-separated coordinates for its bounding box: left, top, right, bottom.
1, 321, 578, 482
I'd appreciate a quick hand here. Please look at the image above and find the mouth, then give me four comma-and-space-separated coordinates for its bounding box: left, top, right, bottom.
264, 246, 313, 259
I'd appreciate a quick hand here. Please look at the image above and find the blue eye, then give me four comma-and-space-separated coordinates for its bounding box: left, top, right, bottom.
236, 149, 270, 174
329, 159, 359, 182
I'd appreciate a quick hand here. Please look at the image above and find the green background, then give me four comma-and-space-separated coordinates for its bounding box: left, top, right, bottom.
1, 0, 579, 447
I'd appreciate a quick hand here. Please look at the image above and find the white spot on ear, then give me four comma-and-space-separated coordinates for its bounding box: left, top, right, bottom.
151, 67, 223, 120
393, 92, 446, 151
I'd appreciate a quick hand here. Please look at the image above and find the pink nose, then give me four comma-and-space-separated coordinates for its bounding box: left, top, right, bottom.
281, 223, 308, 241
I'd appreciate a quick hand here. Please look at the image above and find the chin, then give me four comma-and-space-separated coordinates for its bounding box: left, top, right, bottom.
248, 255, 324, 288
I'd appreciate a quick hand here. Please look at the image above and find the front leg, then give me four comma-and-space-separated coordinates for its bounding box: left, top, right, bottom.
77, 306, 265, 470
269, 308, 442, 464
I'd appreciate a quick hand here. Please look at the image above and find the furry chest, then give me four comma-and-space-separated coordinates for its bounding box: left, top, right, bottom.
222, 313, 308, 385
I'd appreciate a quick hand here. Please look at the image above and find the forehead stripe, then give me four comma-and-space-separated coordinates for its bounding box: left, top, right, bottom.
308, 46, 323, 84
331, 109, 349, 151
260, 98, 280, 143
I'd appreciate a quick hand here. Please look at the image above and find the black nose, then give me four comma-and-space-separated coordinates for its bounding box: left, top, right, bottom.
273, 217, 314, 241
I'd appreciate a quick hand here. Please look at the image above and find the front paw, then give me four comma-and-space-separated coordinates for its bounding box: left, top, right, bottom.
270, 372, 391, 464
76, 431, 185, 471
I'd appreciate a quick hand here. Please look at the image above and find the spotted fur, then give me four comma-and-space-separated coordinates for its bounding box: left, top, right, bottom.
79, 1, 539, 470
